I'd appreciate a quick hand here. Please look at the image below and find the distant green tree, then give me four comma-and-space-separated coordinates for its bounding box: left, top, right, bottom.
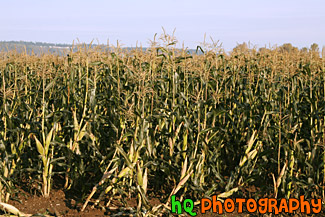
258, 47, 270, 53
233, 42, 249, 53
310, 43, 319, 52
278, 43, 298, 53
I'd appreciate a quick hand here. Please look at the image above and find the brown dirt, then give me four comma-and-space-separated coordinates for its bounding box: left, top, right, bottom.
3, 188, 325, 217
8, 189, 106, 216
6, 188, 163, 216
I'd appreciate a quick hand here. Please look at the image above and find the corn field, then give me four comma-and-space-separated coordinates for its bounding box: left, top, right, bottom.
0, 37, 324, 216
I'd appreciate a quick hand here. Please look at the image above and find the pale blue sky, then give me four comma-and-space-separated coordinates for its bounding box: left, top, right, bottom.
1, 0, 324, 50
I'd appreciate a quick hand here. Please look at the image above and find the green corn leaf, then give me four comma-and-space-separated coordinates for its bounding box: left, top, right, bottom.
34, 135, 44, 156
45, 126, 54, 155
137, 162, 143, 187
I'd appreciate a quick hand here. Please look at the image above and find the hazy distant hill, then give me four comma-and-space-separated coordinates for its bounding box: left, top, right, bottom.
0, 41, 73, 55
0, 41, 201, 55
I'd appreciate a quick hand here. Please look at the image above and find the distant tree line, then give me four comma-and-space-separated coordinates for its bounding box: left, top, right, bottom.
0, 41, 324, 56
233, 42, 324, 56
